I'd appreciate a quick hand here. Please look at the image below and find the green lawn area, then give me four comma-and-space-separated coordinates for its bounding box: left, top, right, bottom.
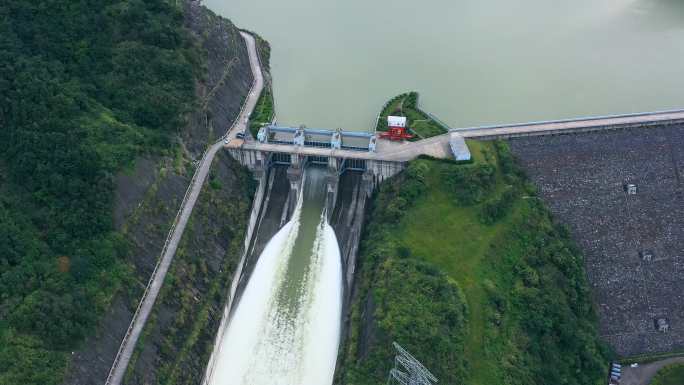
337, 140, 609, 385
394, 146, 523, 384
651, 364, 684, 385
376, 92, 447, 139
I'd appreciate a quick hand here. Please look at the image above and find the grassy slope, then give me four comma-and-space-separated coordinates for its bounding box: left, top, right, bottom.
123, 154, 255, 385
338, 140, 609, 385
395, 142, 513, 384
651, 364, 684, 385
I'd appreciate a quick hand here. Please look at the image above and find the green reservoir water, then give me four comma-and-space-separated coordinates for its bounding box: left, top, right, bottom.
204, 0, 684, 130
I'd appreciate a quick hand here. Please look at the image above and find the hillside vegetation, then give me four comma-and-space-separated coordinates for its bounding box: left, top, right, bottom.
336, 141, 610, 385
651, 363, 684, 385
123, 153, 255, 385
0, 1, 200, 383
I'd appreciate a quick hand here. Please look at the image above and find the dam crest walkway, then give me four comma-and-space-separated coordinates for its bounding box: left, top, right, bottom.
227, 109, 684, 164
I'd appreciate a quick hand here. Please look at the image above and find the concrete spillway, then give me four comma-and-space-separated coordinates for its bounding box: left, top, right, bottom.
208, 167, 343, 385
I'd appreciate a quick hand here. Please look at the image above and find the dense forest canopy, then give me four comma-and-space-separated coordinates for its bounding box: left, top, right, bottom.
0, 1, 199, 383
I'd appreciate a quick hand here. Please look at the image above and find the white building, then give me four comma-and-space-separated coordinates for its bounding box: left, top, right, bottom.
449, 132, 471, 161
387, 115, 407, 128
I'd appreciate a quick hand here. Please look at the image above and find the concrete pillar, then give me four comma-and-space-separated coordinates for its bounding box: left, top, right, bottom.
251, 151, 270, 180
366, 160, 381, 185
328, 156, 340, 174
286, 159, 303, 217
290, 153, 304, 168
361, 170, 376, 197
331, 130, 342, 149
364, 159, 405, 186
325, 165, 339, 221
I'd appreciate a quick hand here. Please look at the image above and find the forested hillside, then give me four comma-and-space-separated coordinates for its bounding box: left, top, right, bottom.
0, 1, 200, 383
336, 142, 611, 385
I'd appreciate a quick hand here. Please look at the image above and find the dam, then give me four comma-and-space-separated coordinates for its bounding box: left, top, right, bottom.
105, 29, 684, 385
203, 105, 684, 384
92, 14, 684, 384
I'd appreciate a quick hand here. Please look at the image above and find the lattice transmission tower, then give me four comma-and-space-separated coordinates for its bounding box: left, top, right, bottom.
386, 342, 438, 385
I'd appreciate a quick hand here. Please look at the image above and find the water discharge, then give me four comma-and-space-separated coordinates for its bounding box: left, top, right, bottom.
209, 167, 342, 385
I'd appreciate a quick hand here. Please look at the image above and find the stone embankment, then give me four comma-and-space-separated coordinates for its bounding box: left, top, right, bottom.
509, 125, 684, 357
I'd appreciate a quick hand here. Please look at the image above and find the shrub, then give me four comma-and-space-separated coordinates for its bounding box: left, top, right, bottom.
443, 163, 497, 205
650, 363, 684, 385
480, 186, 518, 225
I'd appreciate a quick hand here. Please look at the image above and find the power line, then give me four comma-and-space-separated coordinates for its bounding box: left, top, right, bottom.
386, 342, 438, 385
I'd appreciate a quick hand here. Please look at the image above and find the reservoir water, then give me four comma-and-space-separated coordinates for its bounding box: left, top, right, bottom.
206, 0, 684, 130
208, 168, 342, 385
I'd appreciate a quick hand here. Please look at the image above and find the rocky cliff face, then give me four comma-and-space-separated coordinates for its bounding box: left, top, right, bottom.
63, 2, 256, 384
181, 1, 253, 157
123, 152, 255, 385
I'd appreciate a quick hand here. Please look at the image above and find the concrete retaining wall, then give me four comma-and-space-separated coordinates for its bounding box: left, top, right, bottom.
201, 168, 268, 385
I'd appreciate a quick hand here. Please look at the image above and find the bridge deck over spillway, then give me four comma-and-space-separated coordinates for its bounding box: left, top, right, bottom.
227, 134, 453, 162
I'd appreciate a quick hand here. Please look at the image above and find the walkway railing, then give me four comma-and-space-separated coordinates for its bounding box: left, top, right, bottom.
200, 30, 265, 385
104, 145, 210, 385
451, 108, 684, 132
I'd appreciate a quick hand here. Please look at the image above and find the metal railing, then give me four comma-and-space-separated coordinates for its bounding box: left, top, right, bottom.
104, 144, 210, 385
450, 108, 684, 132
420, 109, 452, 131
224, 75, 258, 142
104, 31, 261, 385
199, 30, 265, 385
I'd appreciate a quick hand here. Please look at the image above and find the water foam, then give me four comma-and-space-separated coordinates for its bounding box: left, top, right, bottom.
209, 170, 342, 385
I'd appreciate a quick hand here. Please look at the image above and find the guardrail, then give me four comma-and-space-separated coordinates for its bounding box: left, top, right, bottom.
450, 108, 684, 132
200, 31, 265, 385
238, 28, 269, 136
267, 125, 374, 138
420, 108, 452, 132
104, 31, 261, 385
104, 145, 210, 385
224, 76, 257, 142
450, 109, 684, 140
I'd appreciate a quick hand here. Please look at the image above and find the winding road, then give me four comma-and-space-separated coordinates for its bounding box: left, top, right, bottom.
620, 357, 684, 385
104, 31, 264, 385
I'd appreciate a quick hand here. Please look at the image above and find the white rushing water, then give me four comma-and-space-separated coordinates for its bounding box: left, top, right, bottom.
209, 168, 342, 385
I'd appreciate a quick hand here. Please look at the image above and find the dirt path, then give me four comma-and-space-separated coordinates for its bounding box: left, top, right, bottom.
620, 357, 684, 385
104, 31, 263, 385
